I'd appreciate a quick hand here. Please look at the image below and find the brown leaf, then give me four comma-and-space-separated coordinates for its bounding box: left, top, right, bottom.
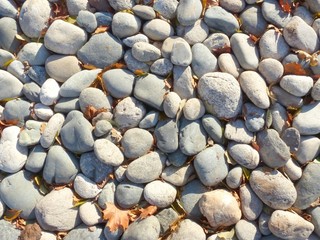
102, 203, 131, 232
279, 0, 292, 13
212, 44, 231, 56
84, 105, 108, 121
4, 209, 22, 221
283, 62, 307, 75
19, 223, 42, 240
93, 26, 109, 35
134, 69, 148, 77
249, 34, 260, 44
139, 205, 157, 219
0, 119, 20, 133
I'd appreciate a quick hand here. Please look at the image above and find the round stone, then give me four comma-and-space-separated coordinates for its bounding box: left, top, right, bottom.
94, 139, 124, 166
143, 19, 174, 41
144, 180, 177, 208
112, 12, 141, 39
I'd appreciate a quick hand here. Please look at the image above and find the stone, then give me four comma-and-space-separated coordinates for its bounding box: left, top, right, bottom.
270, 103, 288, 133
240, 5, 267, 37
132, 5, 156, 20
0, 70, 23, 100
44, 20, 87, 55
171, 40, 192, 67
150, 58, 173, 77
183, 98, 205, 120
17, 42, 51, 66
132, 42, 161, 62
74, 173, 101, 199
295, 136, 320, 164
35, 188, 82, 231
201, 114, 224, 144
18, 120, 43, 147
108, 0, 135, 11
235, 220, 262, 240
199, 189, 241, 228
112, 12, 141, 39
3, 99, 31, 126
93, 120, 113, 137
94, 139, 124, 166
23, 82, 41, 102
34, 103, 54, 121
258, 58, 284, 84
54, 98, 80, 114
219, 0, 246, 13
153, 0, 178, 19
281, 127, 300, 153
121, 216, 160, 240
123, 34, 149, 48
226, 166, 243, 189
259, 212, 272, 236
0, 220, 21, 240
177, 0, 202, 26
167, 219, 206, 240
43, 145, 79, 185
161, 165, 195, 187
173, 66, 195, 99
154, 119, 179, 153
66, 0, 90, 16
65, 225, 105, 239
27, 66, 47, 86
143, 19, 174, 41
0, 170, 43, 219
280, 75, 313, 97
97, 180, 117, 209
177, 19, 209, 45
262, 0, 292, 28
139, 110, 159, 129
260, 30, 290, 61
25, 145, 47, 173
124, 49, 150, 73
79, 202, 102, 226
76, 10, 97, 33
198, 72, 242, 119
224, 119, 254, 144
156, 208, 179, 234
8, 60, 31, 84
228, 142, 260, 169
194, 145, 228, 187
284, 158, 302, 181
115, 181, 144, 209
243, 103, 265, 132
218, 53, 243, 78
240, 184, 263, 221
144, 180, 177, 208
312, 78, 320, 100
292, 102, 320, 135
39, 78, 60, 106
167, 149, 188, 167
249, 167, 297, 210
79, 87, 112, 113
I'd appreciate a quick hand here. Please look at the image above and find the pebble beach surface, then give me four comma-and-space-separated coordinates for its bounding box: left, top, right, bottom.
0, 0, 320, 239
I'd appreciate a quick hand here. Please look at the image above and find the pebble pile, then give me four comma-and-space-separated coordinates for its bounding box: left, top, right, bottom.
0, 0, 320, 239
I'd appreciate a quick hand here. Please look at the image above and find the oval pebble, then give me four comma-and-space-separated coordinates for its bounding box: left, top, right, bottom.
228, 142, 260, 169
132, 5, 156, 20
258, 58, 284, 84
153, 0, 178, 20
280, 75, 313, 97
201, 114, 224, 144
161, 164, 195, 187
295, 136, 320, 164
284, 158, 302, 181
226, 166, 243, 189
39, 78, 60, 106
79, 202, 102, 226
17, 42, 51, 66
121, 216, 160, 240
224, 119, 253, 144
154, 119, 179, 153
143, 19, 174, 41
0, 70, 23, 101
218, 53, 243, 78
115, 181, 144, 209
177, 19, 209, 45
262, 0, 292, 28
312, 78, 320, 100
111, 12, 141, 39
167, 219, 206, 240
144, 180, 177, 208
171, 40, 192, 67
132, 42, 161, 62
163, 92, 181, 118
177, 0, 202, 26
94, 139, 124, 166
73, 173, 101, 199
173, 65, 195, 99
150, 58, 173, 77
240, 184, 263, 221
183, 98, 205, 120
235, 219, 262, 240
240, 5, 267, 37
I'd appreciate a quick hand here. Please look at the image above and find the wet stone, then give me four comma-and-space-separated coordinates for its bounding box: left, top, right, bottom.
115, 181, 144, 209
224, 119, 253, 144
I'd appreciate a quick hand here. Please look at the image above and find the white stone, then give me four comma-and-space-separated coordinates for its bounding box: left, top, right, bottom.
74, 174, 101, 199
40, 78, 60, 106
34, 103, 54, 121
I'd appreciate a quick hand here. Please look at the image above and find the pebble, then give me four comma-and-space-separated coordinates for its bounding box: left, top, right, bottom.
115, 181, 144, 209
258, 58, 284, 85
270, 102, 288, 133
54, 98, 80, 114
240, 5, 268, 37
218, 53, 242, 78
35, 188, 81, 231
249, 167, 297, 210
180, 179, 207, 219
44, 20, 87, 55
132, 42, 161, 63
23, 82, 41, 102
0, 0, 18, 18
43, 145, 79, 184
259, 30, 290, 60
310, 207, 320, 237
295, 136, 320, 164
153, 0, 178, 20
312, 78, 320, 100
114, 166, 127, 183
64, 225, 105, 240
219, 0, 246, 13
240, 184, 263, 221
112, 12, 141, 39
294, 6, 314, 25
194, 145, 229, 187
114, 96, 146, 129
45, 55, 81, 83
132, 5, 156, 20
0, 126, 28, 173
280, 75, 313, 97
139, 110, 159, 129
161, 36, 184, 59
97, 180, 117, 208
281, 127, 300, 153
0, 70, 23, 100
66, 0, 90, 16
292, 102, 320, 135
177, 0, 202, 26
79, 87, 112, 112
235, 219, 262, 240
79, 202, 102, 226
201, 114, 224, 144
34, 103, 54, 121
226, 166, 243, 189
173, 65, 195, 99
0, 17, 20, 53
179, 118, 207, 156
124, 49, 150, 73
161, 164, 194, 187
0, 49, 14, 69
74, 173, 101, 199
262, 0, 292, 28
228, 142, 260, 169
8, 60, 31, 84
155, 119, 179, 153
25, 145, 47, 173
204, 6, 239, 36
272, 85, 304, 108
134, 73, 167, 110
27, 66, 48, 86
17, 42, 51, 66
198, 72, 243, 119
126, 151, 166, 183
3, 99, 31, 126
0, 170, 43, 219
167, 149, 188, 167
259, 212, 272, 236
177, 19, 209, 45
171, 40, 192, 67
257, 129, 291, 168
143, 19, 174, 41
77, 32, 123, 68
156, 208, 179, 234
224, 119, 254, 144
144, 180, 177, 208
0, 220, 21, 240
93, 119, 112, 137
76, 10, 97, 33
269, 210, 314, 240
94, 139, 124, 166
122, 34, 149, 48
121, 216, 160, 240
19, 0, 51, 38
199, 189, 242, 229
232, 33, 260, 70
183, 98, 205, 121
108, 0, 135, 11
284, 158, 302, 181
121, 128, 153, 158
18, 120, 43, 146
243, 103, 265, 132
294, 162, 320, 210
150, 58, 173, 77
167, 219, 206, 240
39, 78, 60, 106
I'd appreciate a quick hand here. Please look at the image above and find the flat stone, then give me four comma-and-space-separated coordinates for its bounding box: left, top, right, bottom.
115, 181, 144, 209
25, 145, 47, 173
35, 188, 82, 231
295, 136, 320, 164
124, 49, 150, 73
177, 0, 202, 26
201, 114, 224, 144
167, 219, 206, 240
243, 103, 265, 132
293, 102, 320, 135
132, 5, 156, 20
150, 58, 173, 77
156, 208, 179, 235
161, 165, 195, 187
3, 99, 31, 126
258, 58, 284, 84
240, 184, 263, 221
18, 120, 44, 147
39, 78, 60, 106
155, 119, 179, 153
94, 139, 124, 166
64, 225, 105, 240
112, 12, 141, 39
144, 180, 177, 208
79, 87, 112, 113
280, 75, 313, 97
171, 40, 192, 67
132, 42, 161, 62
173, 66, 195, 99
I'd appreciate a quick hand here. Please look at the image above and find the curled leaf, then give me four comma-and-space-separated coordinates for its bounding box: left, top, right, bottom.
4, 209, 22, 221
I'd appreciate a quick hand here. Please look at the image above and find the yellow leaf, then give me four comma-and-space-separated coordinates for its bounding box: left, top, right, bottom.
102, 203, 131, 232
217, 228, 235, 240
242, 167, 251, 181
4, 209, 22, 221
65, 16, 77, 24
15, 33, 31, 42
3, 58, 15, 68
93, 26, 109, 35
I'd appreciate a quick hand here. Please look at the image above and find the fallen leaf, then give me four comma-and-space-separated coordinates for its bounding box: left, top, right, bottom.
39, 123, 46, 134
217, 228, 235, 240
65, 16, 77, 24
93, 26, 109, 35
242, 167, 251, 181
84, 105, 108, 121
279, 0, 292, 13
0, 119, 19, 134
249, 34, 260, 44
212, 44, 231, 56
134, 69, 148, 77
265, 109, 273, 129
283, 62, 307, 75
19, 223, 42, 240
82, 63, 98, 70
4, 209, 22, 221
139, 205, 157, 219
102, 203, 131, 232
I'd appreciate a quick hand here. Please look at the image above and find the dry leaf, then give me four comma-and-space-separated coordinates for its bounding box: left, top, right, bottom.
102, 203, 131, 232
279, 0, 292, 13
40, 123, 46, 134
4, 209, 22, 221
93, 26, 109, 35
19, 223, 42, 240
0, 119, 19, 134
82, 63, 98, 70
212, 44, 231, 56
283, 62, 307, 75
217, 228, 235, 240
84, 105, 108, 121
134, 69, 148, 77
139, 205, 157, 219
249, 34, 260, 44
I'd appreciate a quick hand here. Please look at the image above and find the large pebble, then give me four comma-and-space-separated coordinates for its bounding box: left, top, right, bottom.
94, 139, 124, 166
198, 72, 242, 119
199, 189, 241, 228
167, 219, 206, 240
239, 71, 270, 109
114, 97, 146, 129
259, 30, 290, 60
143, 19, 174, 41
74, 173, 101, 199
134, 74, 167, 110
204, 6, 239, 36
240, 184, 263, 221
97, 180, 117, 208
112, 12, 141, 39
0, 70, 23, 100
0, 126, 28, 173
121, 128, 153, 159
8, 60, 31, 84
44, 20, 87, 55
0, 0, 18, 18
43, 145, 79, 185
150, 58, 173, 77
35, 188, 82, 231
177, 19, 209, 45
155, 119, 179, 153
3, 99, 30, 125
40, 113, 65, 148
249, 167, 297, 210
167, 149, 188, 167
228, 142, 259, 169
39, 78, 60, 106
283, 16, 319, 53
144, 180, 177, 208
132, 42, 161, 62
126, 151, 166, 184
292, 102, 320, 135
153, 0, 178, 20
194, 145, 228, 187
171, 40, 192, 67
77, 32, 123, 68
54, 98, 80, 114
115, 181, 144, 209
218, 53, 243, 78
124, 49, 150, 73
262, 0, 292, 27
34, 103, 54, 121
121, 216, 160, 240
295, 136, 320, 164
66, 0, 90, 16
0, 170, 43, 219
226, 166, 243, 189
173, 66, 195, 99
202, 114, 224, 144
23, 81, 40, 103
108, 0, 135, 11
257, 129, 291, 168
76, 10, 98, 33
235, 219, 262, 240
79, 87, 112, 113
177, 0, 202, 26
259, 212, 272, 236
179, 118, 207, 156
19, 0, 51, 38
18, 120, 43, 147
294, 162, 320, 210
123, 33, 149, 48
17, 42, 50, 66
219, 0, 246, 13
161, 164, 194, 187
269, 210, 314, 240
224, 119, 253, 144
280, 75, 313, 97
